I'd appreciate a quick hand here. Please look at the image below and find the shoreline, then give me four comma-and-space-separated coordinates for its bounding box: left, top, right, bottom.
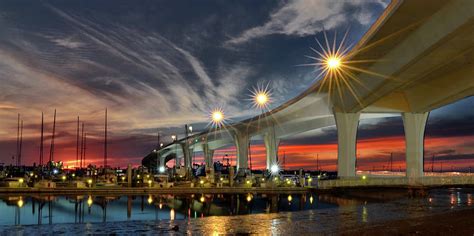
341, 208, 474, 235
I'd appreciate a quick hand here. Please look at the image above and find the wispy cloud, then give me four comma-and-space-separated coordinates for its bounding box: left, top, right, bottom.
226, 0, 387, 45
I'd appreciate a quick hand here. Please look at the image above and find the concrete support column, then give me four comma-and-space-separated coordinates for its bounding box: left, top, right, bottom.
263, 128, 279, 170
233, 130, 249, 171
335, 112, 360, 178
402, 112, 429, 183
180, 143, 192, 170
203, 144, 214, 170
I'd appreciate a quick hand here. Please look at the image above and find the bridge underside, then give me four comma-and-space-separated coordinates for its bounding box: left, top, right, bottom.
147, 0, 474, 185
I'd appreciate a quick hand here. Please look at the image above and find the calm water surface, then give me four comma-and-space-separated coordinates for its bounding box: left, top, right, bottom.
0, 188, 473, 234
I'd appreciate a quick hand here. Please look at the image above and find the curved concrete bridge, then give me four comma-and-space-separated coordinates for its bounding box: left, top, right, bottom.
152, 0, 474, 186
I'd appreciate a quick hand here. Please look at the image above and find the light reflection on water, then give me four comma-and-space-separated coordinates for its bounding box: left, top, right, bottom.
0, 193, 329, 226
0, 188, 473, 234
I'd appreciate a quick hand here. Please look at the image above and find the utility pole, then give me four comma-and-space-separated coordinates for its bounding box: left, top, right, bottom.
248, 143, 252, 171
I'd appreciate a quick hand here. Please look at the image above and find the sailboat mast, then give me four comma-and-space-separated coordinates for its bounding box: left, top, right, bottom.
83, 132, 87, 169
40, 112, 44, 166
80, 123, 84, 169
104, 108, 108, 169
19, 120, 23, 166
16, 113, 20, 166
49, 109, 57, 163
76, 116, 80, 168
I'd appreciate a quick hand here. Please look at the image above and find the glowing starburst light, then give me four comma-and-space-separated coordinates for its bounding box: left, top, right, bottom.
326, 56, 341, 70
250, 84, 272, 110
209, 108, 226, 128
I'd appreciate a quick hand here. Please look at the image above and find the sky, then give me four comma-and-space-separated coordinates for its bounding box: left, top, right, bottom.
0, 0, 473, 171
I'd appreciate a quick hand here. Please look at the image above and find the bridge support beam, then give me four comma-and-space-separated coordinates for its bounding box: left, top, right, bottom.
233, 130, 249, 172
264, 128, 279, 170
402, 112, 429, 184
180, 143, 192, 173
335, 112, 360, 178
202, 143, 214, 170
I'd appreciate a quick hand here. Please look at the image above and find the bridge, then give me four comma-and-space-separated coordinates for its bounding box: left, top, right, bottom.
149, 0, 474, 187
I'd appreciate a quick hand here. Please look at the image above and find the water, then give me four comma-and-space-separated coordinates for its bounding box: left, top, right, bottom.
0, 188, 473, 234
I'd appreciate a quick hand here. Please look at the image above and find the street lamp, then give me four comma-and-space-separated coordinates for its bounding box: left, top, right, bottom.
188, 126, 193, 133
160, 143, 164, 148
270, 164, 280, 175
325, 56, 341, 70
171, 135, 177, 142
250, 84, 272, 110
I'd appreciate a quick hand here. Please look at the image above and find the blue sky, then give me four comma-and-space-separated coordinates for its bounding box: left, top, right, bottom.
0, 0, 472, 168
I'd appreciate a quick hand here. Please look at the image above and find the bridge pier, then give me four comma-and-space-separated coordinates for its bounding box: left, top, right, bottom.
202, 143, 214, 170
233, 130, 249, 172
180, 143, 193, 176
335, 112, 360, 178
402, 112, 429, 185
263, 128, 279, 170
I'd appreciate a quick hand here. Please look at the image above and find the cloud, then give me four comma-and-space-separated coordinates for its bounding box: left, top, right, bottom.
51, 37, 84, 49
226, 0, 386, 45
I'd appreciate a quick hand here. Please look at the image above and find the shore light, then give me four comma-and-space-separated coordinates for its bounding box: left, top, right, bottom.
18, 178, 24, 184
159, 166, 165, 173
362, 175, 367, 180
